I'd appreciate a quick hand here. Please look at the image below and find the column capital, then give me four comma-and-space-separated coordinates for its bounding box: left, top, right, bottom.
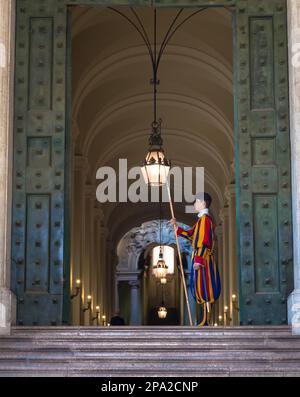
129, 280, 140, 289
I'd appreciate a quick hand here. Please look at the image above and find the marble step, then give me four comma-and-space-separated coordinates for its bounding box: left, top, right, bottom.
2, 341, 299, 351
0, 360, 299, 377
0, 356, 299, 369
10, 325, 293, 335
0, 326, 300, 377
1, 347, 300, 357
1, 369, 296, 377
7, 327, 295, 340
1, 338, 300, 349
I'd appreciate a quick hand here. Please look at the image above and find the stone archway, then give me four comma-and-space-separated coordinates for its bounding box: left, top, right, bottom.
116, 219, 194, 325
70, 4, 236, 328
0, 0, 299, 334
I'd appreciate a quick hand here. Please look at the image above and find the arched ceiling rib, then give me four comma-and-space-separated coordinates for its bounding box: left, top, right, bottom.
90, 127, 229, 178
82, 92, 233, 157
71, 6, 232, 41
72, 44, 233, 119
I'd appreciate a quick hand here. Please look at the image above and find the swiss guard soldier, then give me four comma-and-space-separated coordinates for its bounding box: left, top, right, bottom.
171, 192, 221, 326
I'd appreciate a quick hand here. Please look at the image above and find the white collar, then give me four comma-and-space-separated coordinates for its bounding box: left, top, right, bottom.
198, 208, 209, 218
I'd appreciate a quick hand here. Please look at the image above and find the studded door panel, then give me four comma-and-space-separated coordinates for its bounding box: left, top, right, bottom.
235, 0, 293, 325
12, 0, 68, 325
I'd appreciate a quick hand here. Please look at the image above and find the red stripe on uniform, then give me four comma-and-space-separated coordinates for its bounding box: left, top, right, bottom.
203, 216, 212, 248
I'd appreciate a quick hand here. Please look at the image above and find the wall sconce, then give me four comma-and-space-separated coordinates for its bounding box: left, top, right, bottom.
232, 294, 240, 312
223, 306, 232, 325
102, 315, 107, 326
223, 306, 228, 326
214, 323, 218, 327
70, 279, 81, 300
92, 305, 100, 325
218, 315, 223, 326
83, 295, 92, 313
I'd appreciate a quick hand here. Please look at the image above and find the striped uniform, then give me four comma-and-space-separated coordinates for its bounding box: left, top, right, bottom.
177, 214, 221, 326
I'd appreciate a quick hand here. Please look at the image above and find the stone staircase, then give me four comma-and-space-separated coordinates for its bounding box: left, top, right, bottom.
0, 326, 300, 377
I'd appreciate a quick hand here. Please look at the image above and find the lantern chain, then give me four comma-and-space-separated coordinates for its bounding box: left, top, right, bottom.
107, 6, 209, 146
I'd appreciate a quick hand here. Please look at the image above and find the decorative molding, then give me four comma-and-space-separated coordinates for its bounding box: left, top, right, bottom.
129, 280, 140, 288
117, 219, 192, 273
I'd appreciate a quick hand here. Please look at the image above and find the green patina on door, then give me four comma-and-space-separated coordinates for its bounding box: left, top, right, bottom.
12, 0, 71, 325
12, 0, 293, 325
233, 0, 293, 325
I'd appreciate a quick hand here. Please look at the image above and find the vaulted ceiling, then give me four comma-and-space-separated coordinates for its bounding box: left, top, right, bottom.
71, 6, 234, 244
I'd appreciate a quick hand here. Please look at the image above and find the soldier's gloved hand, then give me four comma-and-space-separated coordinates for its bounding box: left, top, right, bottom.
170, 218, 178, 231
194, 256, 205, 270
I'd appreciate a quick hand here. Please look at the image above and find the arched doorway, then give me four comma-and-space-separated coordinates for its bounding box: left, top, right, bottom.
69, 5, 237, 327
10, 0, 293, 327
116, 220, 195, 325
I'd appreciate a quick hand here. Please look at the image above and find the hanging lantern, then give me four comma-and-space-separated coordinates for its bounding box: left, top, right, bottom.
158, 306, 168, 319
153, 249, 168, 279
160, 277, 167, 285
141, 120, 171, 187
153, 257, 168, 279
141, 149, 171, 187
158, 276, 167, 319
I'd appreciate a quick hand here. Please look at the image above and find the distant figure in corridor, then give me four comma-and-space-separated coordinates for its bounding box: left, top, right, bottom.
110, 310, 125, 326
171, 192, 221, 326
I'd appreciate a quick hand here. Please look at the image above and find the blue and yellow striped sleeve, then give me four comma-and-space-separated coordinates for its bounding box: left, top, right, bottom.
176, 224, 196, 242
